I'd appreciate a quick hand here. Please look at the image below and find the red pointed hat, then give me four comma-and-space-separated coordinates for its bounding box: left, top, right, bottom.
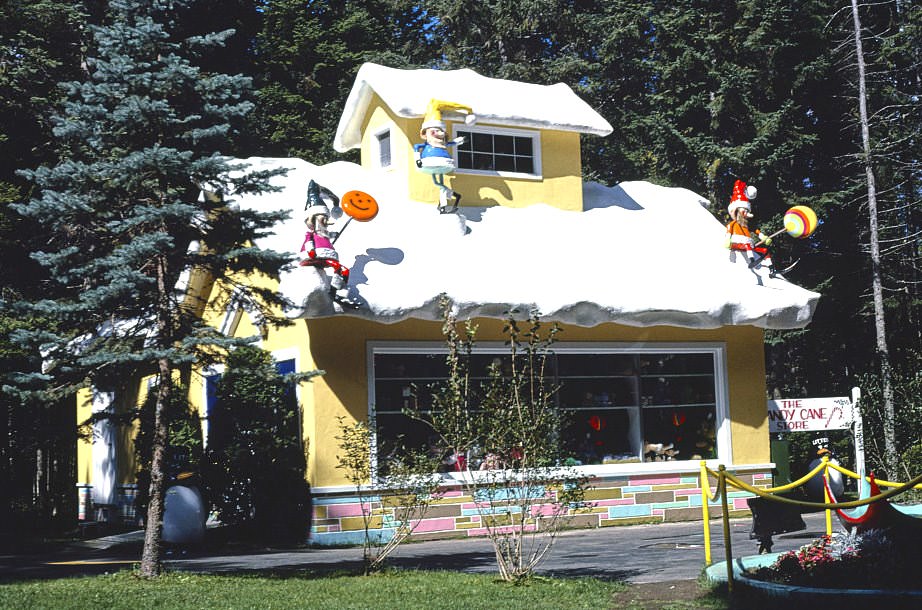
728, 179, 753, 215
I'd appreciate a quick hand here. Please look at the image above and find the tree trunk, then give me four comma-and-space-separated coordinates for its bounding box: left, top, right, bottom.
138, 255, 174, 577
851, 0, 897, 476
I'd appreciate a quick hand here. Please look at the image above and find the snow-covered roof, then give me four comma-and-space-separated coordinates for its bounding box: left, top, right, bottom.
333, 63, 614, 152
229, 157, 819, 330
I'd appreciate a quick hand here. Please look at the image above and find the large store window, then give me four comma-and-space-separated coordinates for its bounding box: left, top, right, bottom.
370, 344, 725, 471
454, 126, 541, 177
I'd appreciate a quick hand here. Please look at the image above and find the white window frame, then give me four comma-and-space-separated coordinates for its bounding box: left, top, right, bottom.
366, 341, 732, 478
372, 125, 393, 170
451, 124, 543, 180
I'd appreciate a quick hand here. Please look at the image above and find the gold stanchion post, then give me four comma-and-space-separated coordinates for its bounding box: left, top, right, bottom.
700, 460, 712, 566
719, 465, 733, 593
822, 455, 832, 535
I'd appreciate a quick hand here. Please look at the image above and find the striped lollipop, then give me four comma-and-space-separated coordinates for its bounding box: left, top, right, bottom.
783, 205, 818, 239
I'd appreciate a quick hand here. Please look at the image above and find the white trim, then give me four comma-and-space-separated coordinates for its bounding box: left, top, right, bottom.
451, 124, 543, 180
367, 341, 731, 476
218, 288, 265, 347
90, 389, 117, 505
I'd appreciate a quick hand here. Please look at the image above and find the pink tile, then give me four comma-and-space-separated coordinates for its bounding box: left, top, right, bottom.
530, 504, 569, 518
630, 477, 681, 485
327, 503, 370, 518
592, 498, 637, 507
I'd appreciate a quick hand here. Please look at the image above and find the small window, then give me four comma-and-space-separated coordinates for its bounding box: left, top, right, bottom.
375, 129, 392, 168
455, 126, 541, 177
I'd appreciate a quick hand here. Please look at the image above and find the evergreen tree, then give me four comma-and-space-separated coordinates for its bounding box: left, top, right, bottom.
0, 0, 89, 542
250, 0, 437, 162
0, 0, 87, 210
423, 0, 598, 84
11, 0, 292, 576
133, 381, 203, 525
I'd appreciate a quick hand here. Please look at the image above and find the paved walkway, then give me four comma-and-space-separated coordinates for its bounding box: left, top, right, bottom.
1, 513, 839, 583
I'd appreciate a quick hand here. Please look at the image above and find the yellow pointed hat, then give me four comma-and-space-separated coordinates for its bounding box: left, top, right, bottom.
420, 99, 476, 134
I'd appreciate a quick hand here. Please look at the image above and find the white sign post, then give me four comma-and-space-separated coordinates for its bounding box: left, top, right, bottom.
851, 387, 865, 478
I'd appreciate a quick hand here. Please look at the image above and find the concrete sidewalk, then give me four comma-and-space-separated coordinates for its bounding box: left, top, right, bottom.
1, 512, 839, 584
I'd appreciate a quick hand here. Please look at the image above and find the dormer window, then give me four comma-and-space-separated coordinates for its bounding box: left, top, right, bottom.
374, 127, 392, 169
454, 125, 542, 178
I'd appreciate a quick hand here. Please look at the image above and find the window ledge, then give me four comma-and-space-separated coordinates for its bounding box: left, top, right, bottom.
309, 462, 776, 495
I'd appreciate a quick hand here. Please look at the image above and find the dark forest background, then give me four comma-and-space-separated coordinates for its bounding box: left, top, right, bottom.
2, 1, 920, 534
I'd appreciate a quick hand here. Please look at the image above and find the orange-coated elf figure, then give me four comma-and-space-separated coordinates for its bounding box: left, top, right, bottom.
725, 179, 777, 278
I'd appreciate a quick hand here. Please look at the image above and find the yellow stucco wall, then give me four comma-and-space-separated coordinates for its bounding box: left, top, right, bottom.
75, 385, 142, 489
84, 275, 769, 492
76, 389, 94, 485
358, 94, 585, 211
243, 314, 770, 488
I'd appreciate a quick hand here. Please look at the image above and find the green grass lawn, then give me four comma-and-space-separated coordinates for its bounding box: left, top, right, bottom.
0, 569, 627, 610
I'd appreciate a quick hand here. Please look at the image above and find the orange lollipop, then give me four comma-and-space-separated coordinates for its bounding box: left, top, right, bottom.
341, 190, 379, 221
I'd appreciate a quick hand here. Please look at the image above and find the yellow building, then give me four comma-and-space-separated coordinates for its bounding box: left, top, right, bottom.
76, 63, 820, 542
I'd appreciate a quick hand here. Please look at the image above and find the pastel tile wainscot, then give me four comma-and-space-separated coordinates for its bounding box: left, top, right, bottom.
308, 470, 772, 546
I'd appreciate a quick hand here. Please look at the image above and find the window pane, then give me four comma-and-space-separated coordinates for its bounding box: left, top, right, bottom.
375, 353, 447, 378
641, 406, 716, 461
639, 353, 713, 375
375, 412, 433, 467
556, 353, 636, 377
468, 353, 509, 377
456, 131, 472, 150
473, 153, 494, 170
494, 135, 515, 155
495, 155, 516, 172
558, 377, 637, 408
561, 408, 640, 465
639, 373, 715, 407
472, 132, 493, 151
458, 151, 473, 169
514, 137, 533, 155
515, 157, 534, 174
374, 379, 430, 413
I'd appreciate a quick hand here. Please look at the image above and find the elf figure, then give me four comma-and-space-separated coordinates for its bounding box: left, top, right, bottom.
414, 99, 476, 214
299, 180, 356, 308
725, 179, 777, 278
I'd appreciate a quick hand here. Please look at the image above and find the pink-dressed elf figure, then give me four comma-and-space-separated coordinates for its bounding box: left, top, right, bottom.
299, 180, 355, 306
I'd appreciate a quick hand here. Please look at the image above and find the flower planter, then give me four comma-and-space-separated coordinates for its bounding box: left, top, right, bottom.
705, 553, 922, 607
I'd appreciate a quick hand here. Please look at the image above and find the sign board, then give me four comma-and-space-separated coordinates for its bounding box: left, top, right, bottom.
766, 396, 853, 432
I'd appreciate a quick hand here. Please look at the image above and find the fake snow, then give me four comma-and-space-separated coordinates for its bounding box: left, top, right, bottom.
228, 157, 819, 330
